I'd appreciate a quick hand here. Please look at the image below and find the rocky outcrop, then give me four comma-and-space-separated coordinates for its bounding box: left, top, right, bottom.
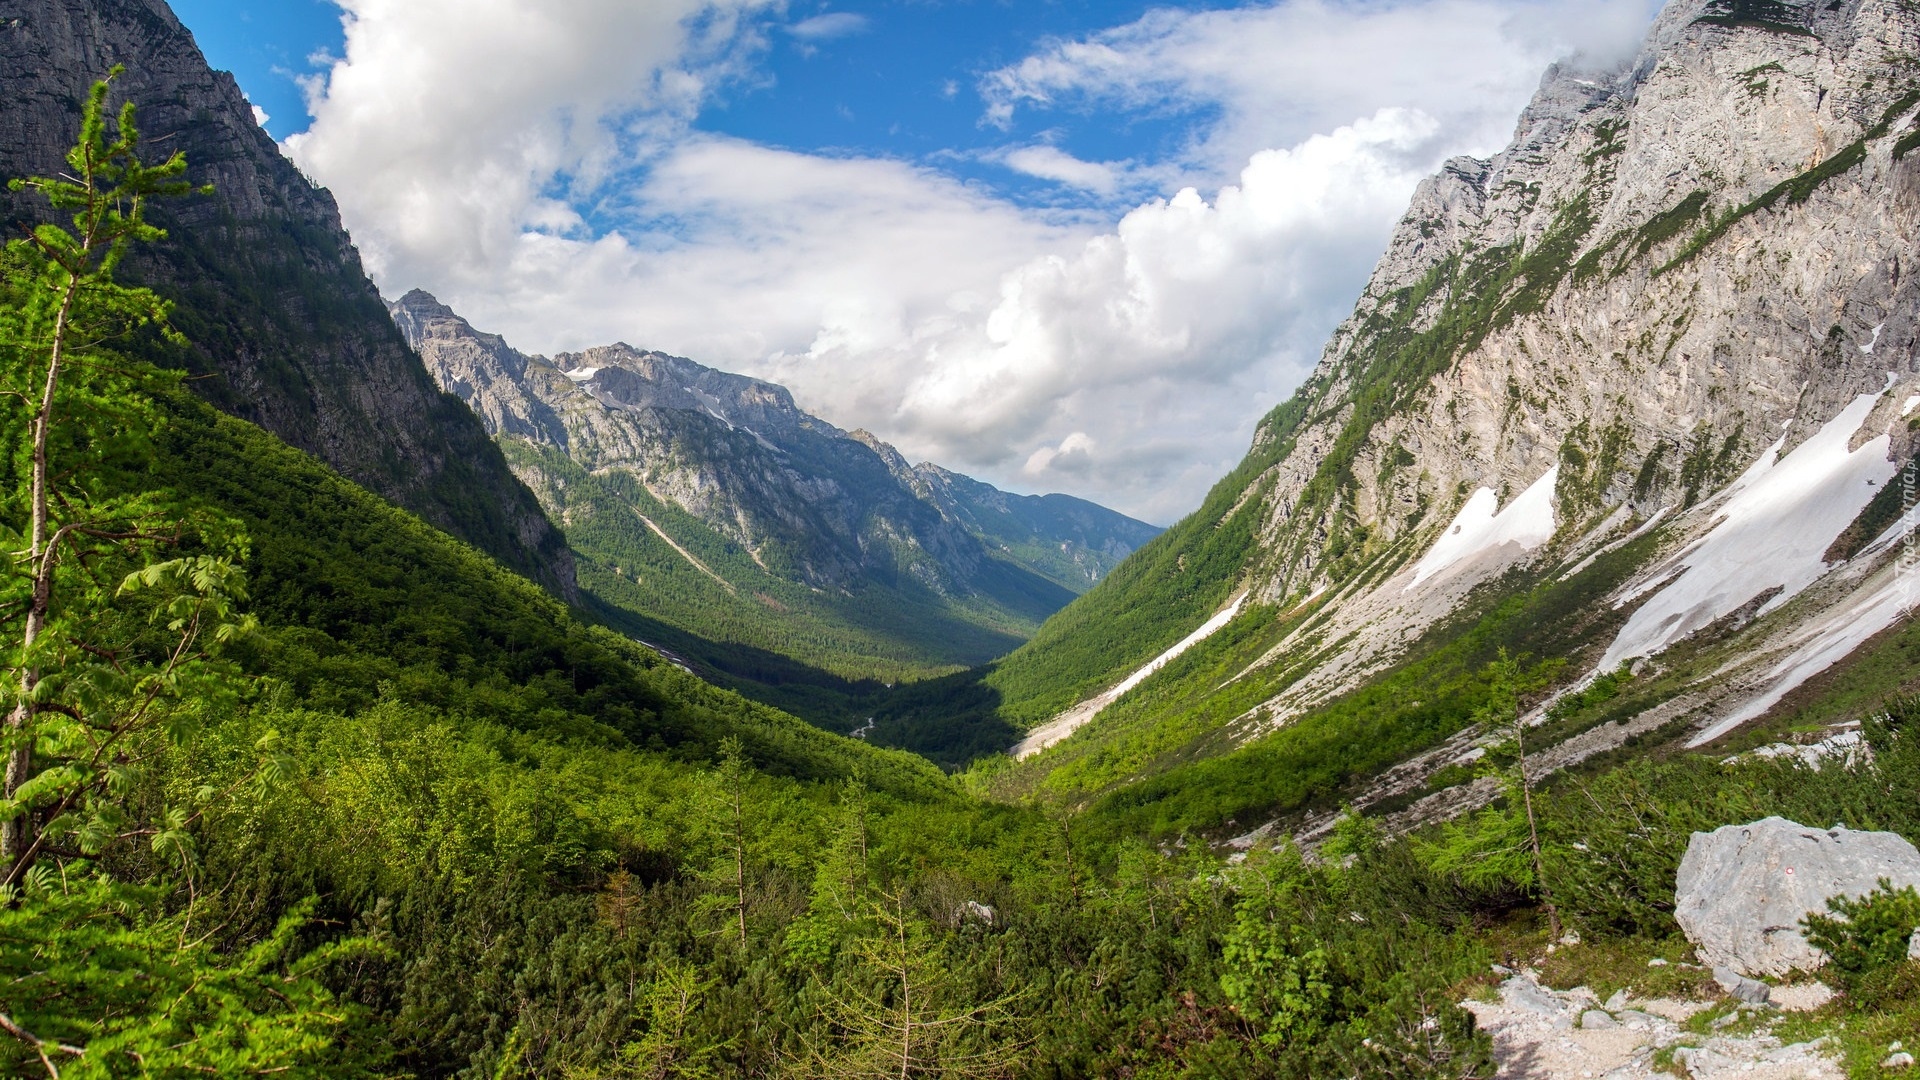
1675, 817, 1920, 976
0, 0, 574, 597
391, 290, 1156, 603
1008, 0, 1920, 766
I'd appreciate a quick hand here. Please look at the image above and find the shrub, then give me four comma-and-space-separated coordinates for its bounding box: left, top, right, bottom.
1802, 881, 1920, 997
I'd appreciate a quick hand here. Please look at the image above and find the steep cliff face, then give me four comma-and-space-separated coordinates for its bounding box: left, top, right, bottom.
991, 0, 1920, 820
392, 290, 1159, 680
0, 0, 574, 596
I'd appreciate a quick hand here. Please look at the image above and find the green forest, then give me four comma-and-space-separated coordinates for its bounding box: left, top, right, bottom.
5, 74, 1920, 1080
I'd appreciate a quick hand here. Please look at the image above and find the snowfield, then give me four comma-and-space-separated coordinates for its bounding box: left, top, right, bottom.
1407, 465, 1559, 589
1599, 393, 1895, 673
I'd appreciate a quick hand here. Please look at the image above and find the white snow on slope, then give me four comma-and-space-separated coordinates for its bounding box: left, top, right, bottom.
1407, 465, 1559, 590
1902, 394, 1919, 418
1861, 322, 1884, 354
565, 366, 601, 381
1012, 592, 1248, 760
1599, 393, 1894, 672
1689, 557, 1916, 747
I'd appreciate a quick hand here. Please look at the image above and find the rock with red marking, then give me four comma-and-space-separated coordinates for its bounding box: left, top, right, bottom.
1675, 817, 1920, 977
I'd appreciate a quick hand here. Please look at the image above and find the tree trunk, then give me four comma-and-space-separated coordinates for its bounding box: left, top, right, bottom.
3, 264, 81, 869
1514, 722, 1562, 942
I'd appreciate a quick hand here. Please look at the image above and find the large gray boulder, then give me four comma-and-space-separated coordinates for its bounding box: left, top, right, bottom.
1675, 817, 1920, 978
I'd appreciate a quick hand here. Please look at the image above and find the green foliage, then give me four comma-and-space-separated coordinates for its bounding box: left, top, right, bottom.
1219, 849, 1334, 1046
1802, 882, 1920, 997
0, 75, 367, 1076
1061, 528, 1650, 839
0, 877, 381, 1078
522, 441, 1050, 686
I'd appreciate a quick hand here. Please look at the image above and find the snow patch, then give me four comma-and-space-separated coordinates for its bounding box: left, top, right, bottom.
1599, 394, 1895, 672
1903, 395, 1919, 419
1688, 566, 1914, 747
564, 367, 601, 381
1109, 593, 1248, 701
1011, 592, 1248, 759
1406, 466, 1559, 590
1861, 323, 1884, 354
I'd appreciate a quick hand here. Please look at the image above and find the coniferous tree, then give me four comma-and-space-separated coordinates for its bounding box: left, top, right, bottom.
0, 70, 369, 1078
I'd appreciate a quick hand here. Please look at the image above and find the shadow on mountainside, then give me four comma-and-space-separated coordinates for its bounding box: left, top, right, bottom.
582, 592, 1018, 770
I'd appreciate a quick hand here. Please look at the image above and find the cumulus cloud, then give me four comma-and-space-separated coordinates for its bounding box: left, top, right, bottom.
285, 0, 778, 281
286, 0, 1656, 522
769, 109, 1449, 516
980, 0, 1656, 181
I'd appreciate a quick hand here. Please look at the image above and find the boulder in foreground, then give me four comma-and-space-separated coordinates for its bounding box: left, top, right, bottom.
1675, 817, 1920, 977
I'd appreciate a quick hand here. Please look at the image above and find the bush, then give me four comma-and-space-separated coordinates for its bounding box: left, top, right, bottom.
1802, 881, 1920, 997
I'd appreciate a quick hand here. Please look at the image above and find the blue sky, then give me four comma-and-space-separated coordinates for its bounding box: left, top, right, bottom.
167, 0, 1654, 522
177, 0, 1211, 211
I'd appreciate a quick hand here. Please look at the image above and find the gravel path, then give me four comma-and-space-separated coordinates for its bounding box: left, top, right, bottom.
1462, 972, 1841, 1079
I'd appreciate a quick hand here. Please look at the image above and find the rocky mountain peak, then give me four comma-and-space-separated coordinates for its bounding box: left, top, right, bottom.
991, 0, 1919, 792
391, 296, 1159, 613
0, 3, 574, 596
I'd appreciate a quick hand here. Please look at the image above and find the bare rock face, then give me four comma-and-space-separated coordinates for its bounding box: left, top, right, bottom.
0, 0, 574, 597
1675, 817, 1920, 977
391, 291, 1158, 603
1009, 0, 1920, 764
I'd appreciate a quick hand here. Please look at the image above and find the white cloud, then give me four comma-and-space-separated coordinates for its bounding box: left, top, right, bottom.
285, 0, 1656, 523
999, 146, 1126, 195
981, 0, 1656, 181
789, 12, 869, 41
285, 0, 778, 281
1025, 432, 1097, 476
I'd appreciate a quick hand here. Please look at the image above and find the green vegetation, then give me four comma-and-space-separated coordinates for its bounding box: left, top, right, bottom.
516, 441, 1041, 685
984, 505, 1660, 840
985, 190, 1606, 733
1803, 881, 1920, 997
979, 400, 1303, 726
1693, 0, 1813, 34
11, 67, 1920, 1080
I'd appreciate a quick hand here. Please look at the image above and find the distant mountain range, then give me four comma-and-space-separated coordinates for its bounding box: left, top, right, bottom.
391, 291, 1160, 693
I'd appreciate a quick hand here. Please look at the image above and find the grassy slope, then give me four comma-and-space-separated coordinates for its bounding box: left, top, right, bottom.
1011, 527, 1657, 839
161, 392, 947, 796
981, 401, 1306, 727
511, 442, 1066, 684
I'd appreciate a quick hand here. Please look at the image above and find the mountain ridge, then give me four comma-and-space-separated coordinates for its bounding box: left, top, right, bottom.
986, 0, 1920, 832
391, 288, 1160, 691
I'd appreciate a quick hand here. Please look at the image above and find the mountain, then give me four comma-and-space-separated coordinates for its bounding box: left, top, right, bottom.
988, 0, 1920, 835
390, 290, 1160, 688
0, 0, 574, 595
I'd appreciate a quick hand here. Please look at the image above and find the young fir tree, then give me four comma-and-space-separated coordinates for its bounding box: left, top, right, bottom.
0, 70, 371, 1078
692, 735, 752, 952
802, 889, 1026, 1079
1420, 650, 1563, 939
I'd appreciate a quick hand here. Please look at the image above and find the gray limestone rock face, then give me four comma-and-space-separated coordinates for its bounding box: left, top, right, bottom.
1675, 817, 1920, 977
0, 0, 575, 598
389, 291, 1159, 604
